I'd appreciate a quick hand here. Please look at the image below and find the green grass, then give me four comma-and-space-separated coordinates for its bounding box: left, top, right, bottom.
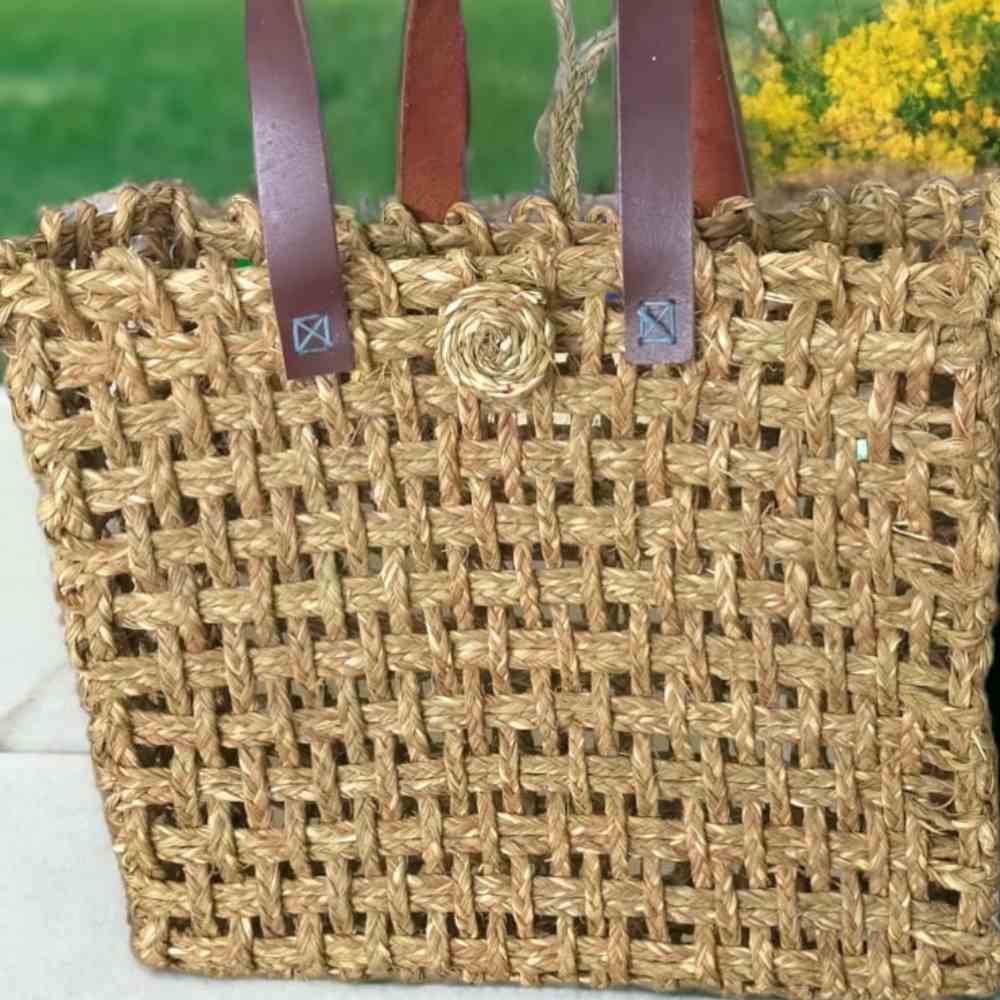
0, 0, 876, 237
0, 0, 617, 236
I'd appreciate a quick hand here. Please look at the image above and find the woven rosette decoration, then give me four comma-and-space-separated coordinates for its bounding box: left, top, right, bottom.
2, 2, 1000, 999
436, 282, 554, 402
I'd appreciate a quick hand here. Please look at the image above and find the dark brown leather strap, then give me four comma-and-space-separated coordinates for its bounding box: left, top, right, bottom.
246, 0, 354, 380
693, 0, 753, 211
398, 0, 468, 222
395, 2, 745, 221
617, 0, 694, 366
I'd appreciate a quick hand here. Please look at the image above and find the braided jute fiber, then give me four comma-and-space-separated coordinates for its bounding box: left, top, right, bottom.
1, 176, 1000, 999
436, 282, 553, 401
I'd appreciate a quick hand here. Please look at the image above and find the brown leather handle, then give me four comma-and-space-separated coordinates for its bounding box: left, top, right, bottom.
245, 0, 746, 378
395, 0, 748, 218
617, 0, 749, 367
398, 0, 469, 222
246, 0, 353, 380
247, 0, 466, 379
617, 0, 694, 367
693, 0, 752, 210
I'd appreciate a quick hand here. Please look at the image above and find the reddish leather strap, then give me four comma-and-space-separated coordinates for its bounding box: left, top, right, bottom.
246, 0, 354, 380
396, 2, 744, 220
245, 0, 744, 376
398, 0, 468, 223
617, 0, 694, 366
693, 0, 753, 210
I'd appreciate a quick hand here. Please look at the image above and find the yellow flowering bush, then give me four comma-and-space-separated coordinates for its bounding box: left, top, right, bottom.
741, 53, 826, 173
741, 0, 1000, 177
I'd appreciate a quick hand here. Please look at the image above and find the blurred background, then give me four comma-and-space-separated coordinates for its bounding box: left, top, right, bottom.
2, 0, 999, 237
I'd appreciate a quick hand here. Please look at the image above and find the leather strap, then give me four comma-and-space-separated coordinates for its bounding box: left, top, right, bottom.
396, 2, 744, 219
693, 0, 753, 211
246, 0, 354, 380
398, 0, 468, 222
617, 0, 694, 366
245, 0, 743, 375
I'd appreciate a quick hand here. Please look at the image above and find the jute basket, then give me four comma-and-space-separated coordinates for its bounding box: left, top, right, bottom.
3, 2, 1000, 998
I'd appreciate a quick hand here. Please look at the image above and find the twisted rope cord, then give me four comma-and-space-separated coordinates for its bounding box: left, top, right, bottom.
537, 0, 617, 219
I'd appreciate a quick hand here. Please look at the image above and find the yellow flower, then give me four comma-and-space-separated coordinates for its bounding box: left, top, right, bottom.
818, 0, 1000, 170
741, 53, 823, 174
742, 0, 1000, 177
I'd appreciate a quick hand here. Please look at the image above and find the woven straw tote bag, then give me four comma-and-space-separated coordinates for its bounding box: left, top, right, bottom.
3, 1, 1000, 997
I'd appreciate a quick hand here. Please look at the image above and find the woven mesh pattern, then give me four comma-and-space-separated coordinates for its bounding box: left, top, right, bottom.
2, 179, 1000, 999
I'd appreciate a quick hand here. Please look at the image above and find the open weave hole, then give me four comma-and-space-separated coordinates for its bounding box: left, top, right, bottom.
2, 178, 1000, 999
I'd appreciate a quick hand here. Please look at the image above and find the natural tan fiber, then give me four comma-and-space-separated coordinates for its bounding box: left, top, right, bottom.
1, 175, 1000, 999
536, 0, 617, 219
437, 282, 553, 401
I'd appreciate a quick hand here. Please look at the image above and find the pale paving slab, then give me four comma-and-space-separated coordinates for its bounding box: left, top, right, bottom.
0, 394, 87, 752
